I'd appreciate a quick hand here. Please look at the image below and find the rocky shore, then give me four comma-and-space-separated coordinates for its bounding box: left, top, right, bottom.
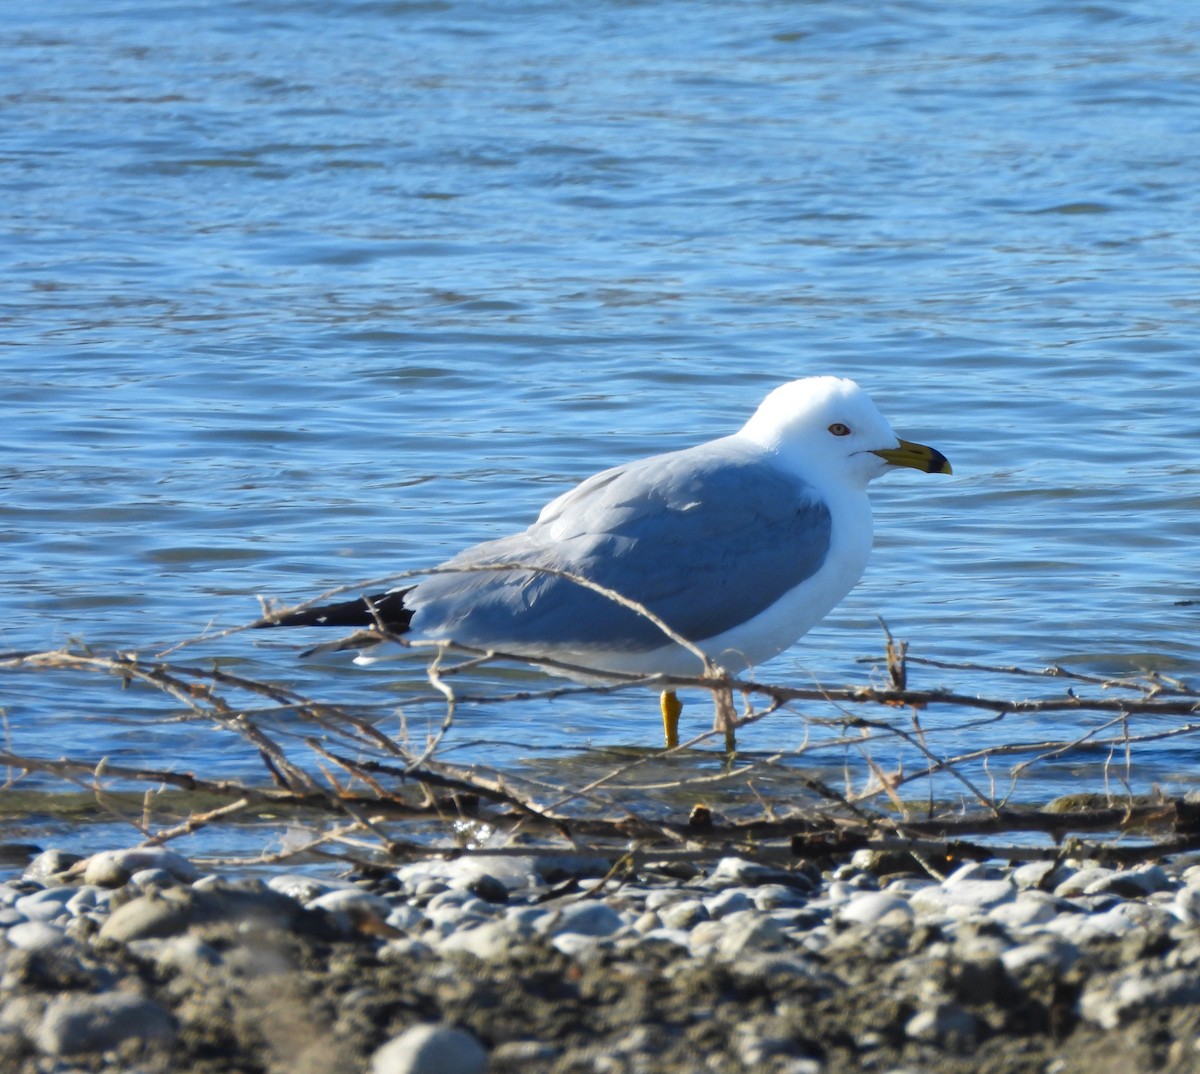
3, 841, 1200, 1073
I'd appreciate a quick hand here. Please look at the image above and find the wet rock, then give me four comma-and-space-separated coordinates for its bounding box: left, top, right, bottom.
370, 1022, 487, 1074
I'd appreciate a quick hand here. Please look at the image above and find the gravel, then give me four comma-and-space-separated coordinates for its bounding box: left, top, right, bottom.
3, 843, 1200, 1072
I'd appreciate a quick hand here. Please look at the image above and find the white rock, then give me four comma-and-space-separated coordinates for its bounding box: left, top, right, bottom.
5, 921, 69, 952
905, 1002, 977, 1043
754, 884, 808, 910
1010, 860, 1059, 890
308, 888, 394, 921
910, 878, 1015, 916
715, 911, 785, 959
36, 993, 175, 1056
1080, 968, 1200, 1030
988, 891, 1061, 930
267, 873, 350, 903
1001, 939, 1079, 976
638, 927, 692, 949
706, 857, 793, 888
835, 891, 913, 927
1175, 885, 1200, 924
386, 904, 427, 932
370, 1023, 487, 1074
14, 887, 75, 923
537, 901, 625, 939
704, 889, 754, 919
394, 855, 539, 896
82, 848, 199, 887
659, 899, 707, 930
1053, 866, 1116, 898
438, 919, 528, 960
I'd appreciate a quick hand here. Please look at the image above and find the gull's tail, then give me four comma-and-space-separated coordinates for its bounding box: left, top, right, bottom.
257, 588, 415, 632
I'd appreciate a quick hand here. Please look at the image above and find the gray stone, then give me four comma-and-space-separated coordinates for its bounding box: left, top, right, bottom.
988, 890, 1062, 929
715, 911, 785, 959
910, 877, 1014, 916
379, 937, 436, 963
36, 992, 175, 1056
491, 1040, 558, 1063
905, 1001, 978, 1044
466, 873, 509, 904
628, 910, 659, 934
705, 856, 795, 888
704, 889, 754, 919
82, 847, 199, 888
395, 855, 541, 896
539, 901, 625, 939
659, 899, 707, 930
308, 887, 394, 925
1053, 866, 1116, 898
22, 849, 83, 883
1080, 967, 1200, 1030
1175, 885, 1200, 924
1011, 860, 1062, 890
835, 891, 914, 927
5, 921, 69, 952
15, 886, 76, 923
99, 883, 307, 943
370, 1022, 487, 1074
1001, 939, 1079, 977
551, 933, 608, 959
386, 903, 427, 933
266, 873, 346, 903
129, 867, 181, 891
438, 918, 529, 960
145, 934, 223, 975
754, 884, 808, 911
65, 887, 105, 916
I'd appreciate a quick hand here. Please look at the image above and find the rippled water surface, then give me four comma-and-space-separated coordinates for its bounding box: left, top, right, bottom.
4, 1, 1199, 831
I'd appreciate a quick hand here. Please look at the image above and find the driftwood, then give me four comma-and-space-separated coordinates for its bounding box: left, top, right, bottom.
1, 595, 1197, 875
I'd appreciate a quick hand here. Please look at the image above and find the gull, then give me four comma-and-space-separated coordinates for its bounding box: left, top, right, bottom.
261, 376, 951, 748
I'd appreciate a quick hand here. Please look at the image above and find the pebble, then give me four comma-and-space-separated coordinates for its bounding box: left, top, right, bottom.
6, 921, 70, 952
4, 839, 1200, 1069
36, 992, 176, 1055
835, 891, 914, 926
80, 847, 200, 887
370, 1022, 487, 1074
538, 900, 625, 938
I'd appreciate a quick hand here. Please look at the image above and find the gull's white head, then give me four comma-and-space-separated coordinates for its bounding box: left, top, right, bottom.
738, 376, 951, 490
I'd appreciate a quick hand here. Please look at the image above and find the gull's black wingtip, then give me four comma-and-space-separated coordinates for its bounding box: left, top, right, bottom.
257, 588, 414, 632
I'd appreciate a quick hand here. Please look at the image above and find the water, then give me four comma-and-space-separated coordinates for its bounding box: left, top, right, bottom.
3, 1, 1199, 842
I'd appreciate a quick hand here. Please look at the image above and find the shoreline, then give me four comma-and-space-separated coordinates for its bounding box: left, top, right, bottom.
3, 843, 1200, 1072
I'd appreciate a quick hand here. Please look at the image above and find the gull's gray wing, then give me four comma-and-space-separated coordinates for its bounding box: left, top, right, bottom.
407, 436, 831, 654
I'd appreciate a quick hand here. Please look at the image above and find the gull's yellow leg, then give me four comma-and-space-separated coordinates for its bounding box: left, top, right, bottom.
660, 689, 682, 749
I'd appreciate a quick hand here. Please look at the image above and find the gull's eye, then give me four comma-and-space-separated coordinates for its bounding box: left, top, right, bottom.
828, 423, 851, 437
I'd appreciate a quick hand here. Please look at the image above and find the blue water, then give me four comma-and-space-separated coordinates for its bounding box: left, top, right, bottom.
4, 0, 1199, 834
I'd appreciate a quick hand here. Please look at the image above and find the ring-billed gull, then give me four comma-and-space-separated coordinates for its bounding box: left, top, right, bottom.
262, 376, 951, 747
